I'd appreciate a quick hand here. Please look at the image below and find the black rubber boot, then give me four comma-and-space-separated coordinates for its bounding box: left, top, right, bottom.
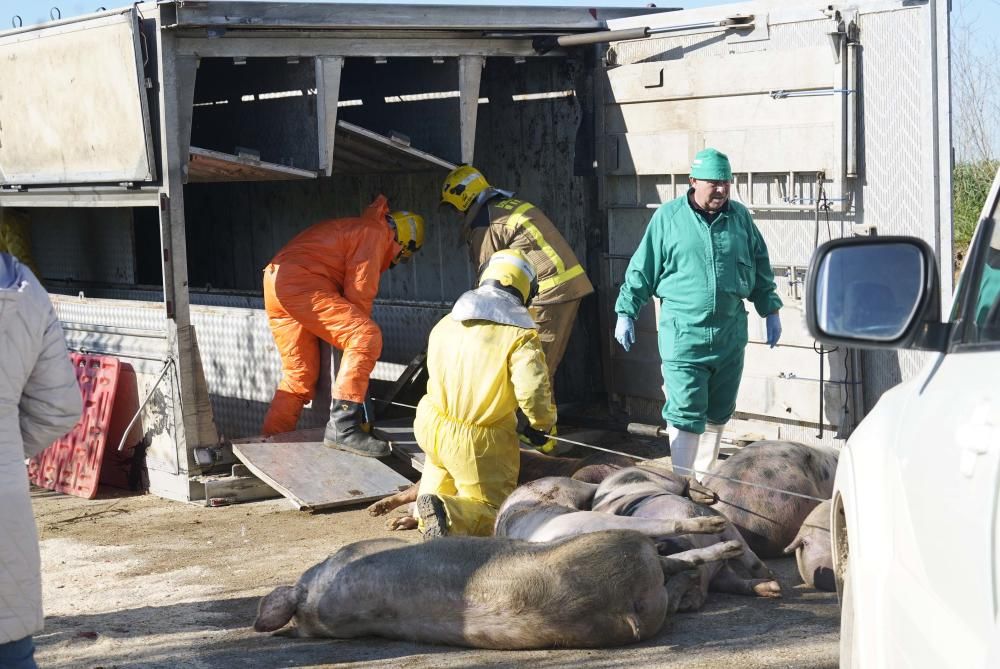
416, 493, 449, 539
323, 400, 390, 458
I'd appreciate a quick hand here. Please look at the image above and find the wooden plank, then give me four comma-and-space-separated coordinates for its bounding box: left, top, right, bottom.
232, 428, 413, 511
188, 146, 317, 182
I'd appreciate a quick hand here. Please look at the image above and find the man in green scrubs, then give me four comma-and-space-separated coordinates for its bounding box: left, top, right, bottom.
614, 148, 783, 480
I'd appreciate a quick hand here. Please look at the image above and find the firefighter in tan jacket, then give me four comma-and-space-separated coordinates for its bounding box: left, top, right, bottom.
440, 165, 594, 385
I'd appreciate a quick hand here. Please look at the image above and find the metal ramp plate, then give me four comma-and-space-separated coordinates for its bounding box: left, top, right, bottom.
374, 418, 424, 472
232, 428, 413, 511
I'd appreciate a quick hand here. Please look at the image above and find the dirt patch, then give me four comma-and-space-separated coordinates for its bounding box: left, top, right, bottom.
31, 487, 839, 669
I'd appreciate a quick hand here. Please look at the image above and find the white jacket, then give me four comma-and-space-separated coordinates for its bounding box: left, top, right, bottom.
0, 253, 82, 644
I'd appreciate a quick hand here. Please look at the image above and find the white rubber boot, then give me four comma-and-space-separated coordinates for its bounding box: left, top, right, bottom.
666, 424, 701, 479
692, 423, 725, 481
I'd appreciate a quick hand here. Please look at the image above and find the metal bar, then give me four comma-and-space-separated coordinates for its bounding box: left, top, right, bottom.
846, 40, 859, 178
61, 323, 167, 338
176, 36, 552, 59
0, 6, 130, 39
170, 3, 643, 30
0, 189, 161, 208
116, 358, 173, 452
458, 55, 484, 164
769, 88, 854, 99
316, 56, 344, 177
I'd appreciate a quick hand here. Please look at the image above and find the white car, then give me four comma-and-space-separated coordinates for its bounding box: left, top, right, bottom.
806, 168, 1000, 669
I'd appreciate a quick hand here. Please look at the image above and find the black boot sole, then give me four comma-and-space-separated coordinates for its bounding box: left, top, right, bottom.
322, 438, 391, 458
416, 494, 449, 539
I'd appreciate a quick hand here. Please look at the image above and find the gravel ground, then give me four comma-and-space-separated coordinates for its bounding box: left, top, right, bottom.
31, 485, 840, 669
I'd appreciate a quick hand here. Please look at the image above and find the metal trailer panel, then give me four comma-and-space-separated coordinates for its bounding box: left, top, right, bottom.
51, 290, 448, 440
49, 296, 193, 500
601, 0, 950, 443
0, 10, 156, 185
601, 6, 856, 442
168, 2, 672, 31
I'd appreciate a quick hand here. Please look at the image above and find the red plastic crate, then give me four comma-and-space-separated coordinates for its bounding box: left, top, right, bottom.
28, 353, 121, 499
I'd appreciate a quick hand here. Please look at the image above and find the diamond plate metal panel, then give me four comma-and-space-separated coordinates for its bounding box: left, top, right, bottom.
856, 6, 938, 409
52, 295, 166, 332
50, 290, 449, 440
858, 9, 929, 239
190, 300, 450, 440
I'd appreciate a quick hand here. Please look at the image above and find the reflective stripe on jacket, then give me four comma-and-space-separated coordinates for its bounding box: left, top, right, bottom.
465, 198, 594, 305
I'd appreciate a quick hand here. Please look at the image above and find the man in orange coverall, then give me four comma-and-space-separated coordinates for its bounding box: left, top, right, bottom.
261, 195, 425, 458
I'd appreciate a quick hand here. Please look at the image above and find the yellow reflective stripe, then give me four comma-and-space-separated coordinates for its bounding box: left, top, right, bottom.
538, 263, 584, 291
504, 202, 582, 292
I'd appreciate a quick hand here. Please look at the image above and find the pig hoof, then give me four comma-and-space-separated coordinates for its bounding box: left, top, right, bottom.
686, 481, 719, 505
368, 500, 392, 516
416, 494, 449, 540
752, 580, 782, 598
388, 516, 418, 531
684, 516, 727, 534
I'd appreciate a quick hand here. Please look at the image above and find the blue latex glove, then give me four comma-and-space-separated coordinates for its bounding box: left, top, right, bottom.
766, 312, 782, 348
614, 315, 636, 352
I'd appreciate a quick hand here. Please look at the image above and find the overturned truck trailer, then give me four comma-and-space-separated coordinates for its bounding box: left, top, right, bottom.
0, 0, 950, 502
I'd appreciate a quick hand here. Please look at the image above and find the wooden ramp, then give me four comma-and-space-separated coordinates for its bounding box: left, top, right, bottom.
232, 428, 413, 511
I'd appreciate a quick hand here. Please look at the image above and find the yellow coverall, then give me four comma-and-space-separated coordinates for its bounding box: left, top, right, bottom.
414, 315, 556, 536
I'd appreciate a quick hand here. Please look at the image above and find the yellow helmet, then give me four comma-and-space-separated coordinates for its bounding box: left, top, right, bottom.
388, 210, 425, 262
440, 164, 490, 213
478, 249, 538, 306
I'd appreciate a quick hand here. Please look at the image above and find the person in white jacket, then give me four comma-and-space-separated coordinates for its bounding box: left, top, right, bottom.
0, 252, 82, 669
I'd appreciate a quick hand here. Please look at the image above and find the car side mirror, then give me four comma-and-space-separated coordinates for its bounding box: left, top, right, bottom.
806, 236, 947, 351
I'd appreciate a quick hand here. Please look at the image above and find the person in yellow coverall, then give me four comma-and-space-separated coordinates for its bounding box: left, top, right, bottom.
262, 195, 424, 458
440, 165, 593, 454
414, 249, 557, 538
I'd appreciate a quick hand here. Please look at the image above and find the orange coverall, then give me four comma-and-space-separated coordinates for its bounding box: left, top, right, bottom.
261, 195, 401, 435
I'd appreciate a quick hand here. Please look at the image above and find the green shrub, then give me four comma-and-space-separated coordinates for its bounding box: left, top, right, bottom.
953, 160, 998, 247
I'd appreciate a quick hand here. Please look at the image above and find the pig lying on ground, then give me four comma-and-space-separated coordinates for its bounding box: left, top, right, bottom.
493, 475, 728, 543
590, 464, 782, 608
783, 500, 835, 591
701, 441, 838, 559
254, 530, 739, 649
368, 448, 635, 531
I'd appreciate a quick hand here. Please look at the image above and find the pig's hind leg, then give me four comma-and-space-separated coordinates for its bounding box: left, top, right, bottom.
254, 585, 301, 633
658, 540, 743, 578
526, 511, 727, 543
710, 561, 782, 598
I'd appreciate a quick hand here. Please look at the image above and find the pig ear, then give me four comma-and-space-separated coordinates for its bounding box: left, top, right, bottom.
782, 536, 804, 554
254, 585, 299, 632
